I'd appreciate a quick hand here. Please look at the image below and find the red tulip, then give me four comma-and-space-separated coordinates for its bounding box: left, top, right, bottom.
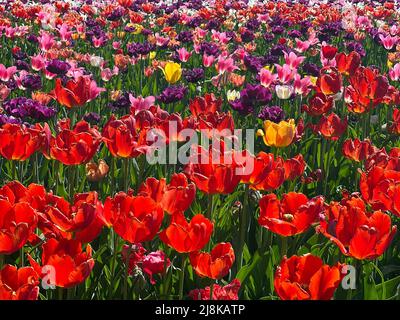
0, 123, 45, 161
0, 265, 39, 300
197, 112, 235, 135
318, 197, 396, 260
45, 192, 101, 233
335, 51, 361, 76
313, 113, 347, 140
321, 45, 338, 60
342, 138, 377, 162
189, 93, 222, 117
0, 198, 37, 255
184, 143, 241, 194
239, 151, 285, 191
283, 154, 306, 180
139, 173, 196, 215
360, 165, 400, 216
258, 192, 324, 237
274, 254, 342, 300
102, 192, 164, 243
50, 119, 101, 165
302, 92, 333, 116
28, 238, 94, 288
189, 242, 235, 280
102, 114, 149, 158
390, 108, 400, 134
316, 67, 342, 96
159, 212, 213, 253
189, 279, 240, 300
346, 66, 389, 113
53, 76, 104, 108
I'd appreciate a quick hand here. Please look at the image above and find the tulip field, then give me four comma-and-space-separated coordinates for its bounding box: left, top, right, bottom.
1, 0, 400, 301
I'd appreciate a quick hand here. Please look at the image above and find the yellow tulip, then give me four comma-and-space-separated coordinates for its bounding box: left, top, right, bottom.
309, 76, 318, 86
227, 89, 240, 101
126, 23, 143, 35
149, 51, 156, 60
387, 59, 393, 69
162, 61, 182, 84
257, 119, 296, 148
263, 65, 275, 73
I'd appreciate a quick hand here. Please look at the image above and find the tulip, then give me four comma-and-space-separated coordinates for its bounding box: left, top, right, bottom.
53, 76, 105, 109
28, 238, 94, 288
274, 254, 343, 300
45, 192, 101, 233
189, 243, 235, 280
189, 279, 241, 300
0, 123, 45, 161
318, 197, 396, 260
257, 119, 296, 148
159, 212, 213, 253
0, 265, 39, 300
50, 120, 101, 165
313, 113, 347, 140
102, 114, 149, 158
102, 193, 164, 244
258, 193, 324, 237
139, 174, 196, 215
184, 144, 242, 194
161, 61, 182, 84
275, 84, 293, 99
342, 138, 376, 162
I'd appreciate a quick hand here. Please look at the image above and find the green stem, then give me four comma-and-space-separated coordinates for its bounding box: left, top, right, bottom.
123, 243, 132, 300
206, 193, 214, 221
178, 256, 187, 300
237, 185, 249, 271
280, 236, 288, 258
20, 246, 24, 267
108, 231, 119, 299
123, 158, 130, 192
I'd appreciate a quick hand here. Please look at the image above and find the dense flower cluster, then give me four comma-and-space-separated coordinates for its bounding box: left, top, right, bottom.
0, 0, 399, 301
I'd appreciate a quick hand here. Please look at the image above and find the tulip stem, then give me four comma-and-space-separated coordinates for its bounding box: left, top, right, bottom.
20, 246, 24, 267
11, 160, 17, 181
178, 256, 187, 300
123, 158, 130, 192
0, 255, 4, 269
280, 236, 288, 258
123, 243, 132, 300
108, 230, 119, 299
237, 184, 249, 271
206, 193, 214, 221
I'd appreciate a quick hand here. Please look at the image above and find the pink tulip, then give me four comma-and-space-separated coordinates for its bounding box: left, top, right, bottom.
275, 64, 295, 84
38, 31, 55, 51
283, 51, 305, 70
294, 74, 313, 96
177, 47, 192, 62
129, 94, 155, 112
59, 24, 72, 42
203, 54, 215, 68
0, 84, 10, 101
101, 67, 119, 82
216, 56, 238, 74
259, 68, 277, 88
155, 33, 169, 47
389, 63, 400, 82
0, 64, 17, 82
92, 36, 105, 48
294, 38, 311, 53
379, 34, 399, 50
